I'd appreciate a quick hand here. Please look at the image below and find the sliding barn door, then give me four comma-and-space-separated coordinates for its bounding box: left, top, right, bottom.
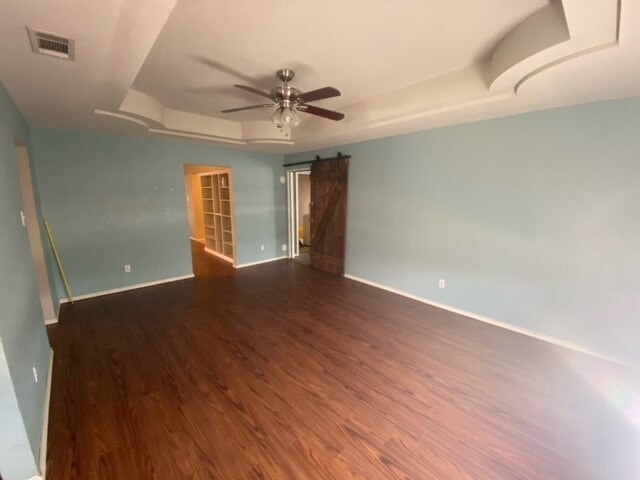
310, 157, 349, 275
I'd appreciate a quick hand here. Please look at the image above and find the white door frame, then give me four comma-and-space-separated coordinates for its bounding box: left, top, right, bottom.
15, 142, 57, 324
287, 168, 311, 259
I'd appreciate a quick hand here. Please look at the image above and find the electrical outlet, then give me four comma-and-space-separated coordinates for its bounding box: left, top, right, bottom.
439, 279, 446, 288
281, 244, 287, 252
124, 264, 131, 273
33, 364, 38, 383
260, 245, 265, 251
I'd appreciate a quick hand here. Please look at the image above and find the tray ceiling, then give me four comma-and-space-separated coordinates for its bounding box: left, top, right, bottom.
0, 0, 635, 152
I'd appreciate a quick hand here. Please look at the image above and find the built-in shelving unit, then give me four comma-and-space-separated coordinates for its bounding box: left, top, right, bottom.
200, 170, 235, 264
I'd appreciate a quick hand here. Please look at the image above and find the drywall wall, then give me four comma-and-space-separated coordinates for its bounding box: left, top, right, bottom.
16, 145, 56, 323
0, 82, 51, 479
184, 173, 205, 241
285, 97, 640, 365
185, 172, 197, 239
30, 128, 286, 304
297, 173, 311, 245
0, 341, 39, 480
191, 175, 205, 240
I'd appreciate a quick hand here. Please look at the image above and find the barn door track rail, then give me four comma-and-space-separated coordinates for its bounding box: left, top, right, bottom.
283, 152, 350, 168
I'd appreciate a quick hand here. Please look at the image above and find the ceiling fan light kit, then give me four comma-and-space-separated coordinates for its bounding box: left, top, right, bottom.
271, 106, 301, 127
221, 69, 345, 128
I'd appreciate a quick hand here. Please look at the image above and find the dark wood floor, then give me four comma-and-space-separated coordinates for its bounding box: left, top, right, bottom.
46, 242, 640, 479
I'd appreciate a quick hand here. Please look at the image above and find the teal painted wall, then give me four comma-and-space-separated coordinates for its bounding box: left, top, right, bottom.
285, 98, 640, 365
0, 341, 38, 480
0, 83, 51, 479
30, 128, 287, 303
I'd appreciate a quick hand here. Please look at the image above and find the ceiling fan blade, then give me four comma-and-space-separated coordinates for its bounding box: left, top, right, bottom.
221, 104, 276, 113
234, 84, 273, 99
298, 104, 345, 121
297, 87, 341, 103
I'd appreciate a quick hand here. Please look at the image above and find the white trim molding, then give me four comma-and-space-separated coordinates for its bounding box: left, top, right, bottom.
59, 274, 195, 304
44, 318, 58, 326
344, 274, 637, 369
235, 256, 287, 269
94, 89, 295, 147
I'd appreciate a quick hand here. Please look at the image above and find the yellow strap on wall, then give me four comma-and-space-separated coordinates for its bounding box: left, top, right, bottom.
44, 219, 74, 304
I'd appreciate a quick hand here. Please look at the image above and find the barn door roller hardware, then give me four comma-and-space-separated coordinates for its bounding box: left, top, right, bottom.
283, 152, 350, 168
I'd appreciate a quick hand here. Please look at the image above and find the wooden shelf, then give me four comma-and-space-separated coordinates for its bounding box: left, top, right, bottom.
201, 176, 213, 188
199, 170, 235, 261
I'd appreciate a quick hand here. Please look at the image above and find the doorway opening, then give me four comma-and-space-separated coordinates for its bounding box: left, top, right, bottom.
288, 169, 311, 265
184, 164, 237, 273
287, 156, 349, 275
15, 141, 57, 324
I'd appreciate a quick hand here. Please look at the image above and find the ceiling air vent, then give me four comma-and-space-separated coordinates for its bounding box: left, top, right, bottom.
27, 27, 75, 60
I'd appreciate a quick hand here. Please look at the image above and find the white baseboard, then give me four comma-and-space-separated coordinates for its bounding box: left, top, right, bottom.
44, 317, 57, 326
204, 247, 234, 264
235, 256, 287, 269
344, 273, 636, 369
37, 350, 54, 479
27, 476, 43, 480
58, 274, 195, 304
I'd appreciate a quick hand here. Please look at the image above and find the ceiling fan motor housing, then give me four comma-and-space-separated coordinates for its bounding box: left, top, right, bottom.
221, 68, 344, 123
271, 85, 302, 108
277, 68, 295, 83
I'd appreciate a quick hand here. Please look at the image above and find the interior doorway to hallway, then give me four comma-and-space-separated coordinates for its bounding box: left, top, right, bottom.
288, 155, 349, 275
183, 164, 237, 270
288, 169, 311, 265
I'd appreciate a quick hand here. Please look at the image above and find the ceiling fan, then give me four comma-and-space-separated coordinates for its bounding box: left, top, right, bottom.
221, 69, 345, 127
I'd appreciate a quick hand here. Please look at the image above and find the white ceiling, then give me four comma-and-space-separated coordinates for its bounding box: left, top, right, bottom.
1, 0, 638, 153
0, 0, 177, 135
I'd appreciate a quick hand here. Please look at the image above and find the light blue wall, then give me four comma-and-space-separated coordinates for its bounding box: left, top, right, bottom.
30, 128, 287, 303
286, 98, 640, 365
0, 341, 38, 480
0, 83, 51, 479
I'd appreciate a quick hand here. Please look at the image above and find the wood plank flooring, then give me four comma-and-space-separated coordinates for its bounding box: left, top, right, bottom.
46, 242, 640, 479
